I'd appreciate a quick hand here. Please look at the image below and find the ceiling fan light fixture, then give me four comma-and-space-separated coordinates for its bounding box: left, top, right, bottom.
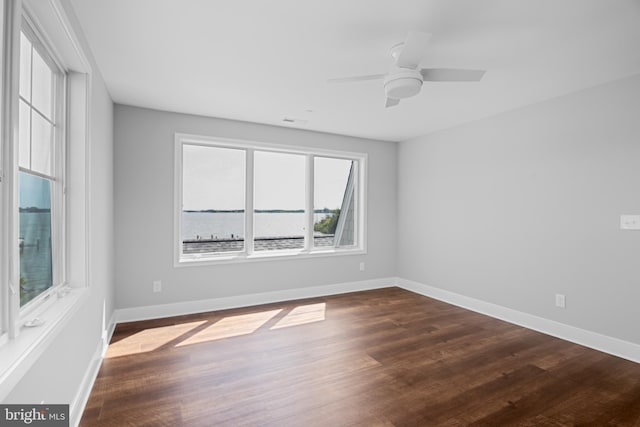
384, 69, 423, 99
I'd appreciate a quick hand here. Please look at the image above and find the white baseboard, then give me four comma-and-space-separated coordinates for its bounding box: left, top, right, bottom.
396, 278, 640, 364
102, 313, 117, 357
70, 313, 116, 427
69, 339, 103, 427
114, 278, 394, 324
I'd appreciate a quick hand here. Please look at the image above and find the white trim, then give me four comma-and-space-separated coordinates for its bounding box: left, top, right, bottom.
176, 244, 366, 268
69, 336, 101, 427
304, 154, 314, 250
69, 311, 114, 427
81, 70, 91, 291
359, 154, 367, 251
1, 0, 22, 339
103, 312, 116, 356
21, 0, 92, 74
0, 0, 6, 340
48, 0, 92, 73
173, 133, 183, 267
0, 288, 88, 402
396, 278, 640, 364
65, 70, 90, 289
244, 148, 254, 254
115, 278, 393, 324
177, 132, 366, 160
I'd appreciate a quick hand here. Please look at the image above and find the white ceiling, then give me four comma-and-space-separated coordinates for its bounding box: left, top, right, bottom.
70, 0, 640, 142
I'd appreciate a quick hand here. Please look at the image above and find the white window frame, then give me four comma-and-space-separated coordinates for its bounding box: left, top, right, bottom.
15, 15, 67, 317
174, 133, 368, 266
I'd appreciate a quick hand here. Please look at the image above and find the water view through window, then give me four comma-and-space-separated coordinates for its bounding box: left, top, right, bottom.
19, 172, 53, 305
253, 151, 306, 251
182, 144, 246, 252
180, 141, 362, 257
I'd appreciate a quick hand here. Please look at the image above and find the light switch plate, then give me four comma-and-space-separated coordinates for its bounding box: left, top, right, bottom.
620, 215, 640, 230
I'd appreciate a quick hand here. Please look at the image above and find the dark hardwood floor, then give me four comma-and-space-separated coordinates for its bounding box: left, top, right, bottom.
80, 287, 640, 426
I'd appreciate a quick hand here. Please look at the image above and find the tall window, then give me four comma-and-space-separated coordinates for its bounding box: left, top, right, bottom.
17, 25, 63, 306
253, 151, 306, 252
176, 135, 366, 263
313, 157, 356, 248
182, 144, 245, 253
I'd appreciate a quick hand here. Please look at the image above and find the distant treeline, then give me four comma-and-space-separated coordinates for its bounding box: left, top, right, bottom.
184, 208, 336, 214
19, 207, 51, 213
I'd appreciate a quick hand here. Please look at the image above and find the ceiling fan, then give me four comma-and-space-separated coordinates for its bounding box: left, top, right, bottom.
328, 31, 486, 108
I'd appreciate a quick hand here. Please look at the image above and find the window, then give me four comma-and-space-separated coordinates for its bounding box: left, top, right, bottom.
17, 26, 63, 307
182, 144, 246, 253
314, 156, 356, 249
253, 151, 306, 252
176, 135, 366, 263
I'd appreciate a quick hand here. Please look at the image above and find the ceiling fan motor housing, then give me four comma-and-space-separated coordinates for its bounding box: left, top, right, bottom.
384, 69, 423, 99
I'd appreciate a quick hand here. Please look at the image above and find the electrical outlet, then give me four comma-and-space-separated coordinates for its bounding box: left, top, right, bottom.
359, 262, 365, 272
620, 214, 640, 230
555, 294, 566, 308
153, 280, 162, 293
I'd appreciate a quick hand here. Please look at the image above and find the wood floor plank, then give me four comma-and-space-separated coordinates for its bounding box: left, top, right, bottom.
80, 287, 640, 426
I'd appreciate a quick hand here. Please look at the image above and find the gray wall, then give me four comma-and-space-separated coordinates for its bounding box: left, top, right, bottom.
6, 0, 115, 407
398, 74, 640, 345
114, 105, 397, 309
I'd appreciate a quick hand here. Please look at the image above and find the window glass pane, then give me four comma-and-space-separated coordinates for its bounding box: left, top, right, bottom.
31, 112, 53, 176
19, 33, 32, 101
253, 151, 306, 251
19, 172, 53, 306
182, 145, 245, 254
19, 100, 31, 169
32, 48, 53, 120
314, 158, 355, 248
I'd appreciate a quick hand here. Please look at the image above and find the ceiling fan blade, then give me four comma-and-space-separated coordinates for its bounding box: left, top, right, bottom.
327, 74, 386, 83
420, 68, 486, 82
396, 31, 432, 69
385, 97, 400, 108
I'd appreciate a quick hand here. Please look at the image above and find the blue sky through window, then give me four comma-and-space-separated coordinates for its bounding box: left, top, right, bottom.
19, 172, 51, 209
183, 145, 353, 212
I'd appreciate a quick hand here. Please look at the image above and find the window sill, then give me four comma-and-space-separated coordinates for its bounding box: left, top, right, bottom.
0, 287, 88, 402
176, 247, 367, 268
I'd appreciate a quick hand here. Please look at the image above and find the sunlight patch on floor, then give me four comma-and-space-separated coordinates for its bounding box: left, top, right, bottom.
271, 303, 326, 330
106, 321, 207, 358
176, 309, 283, 347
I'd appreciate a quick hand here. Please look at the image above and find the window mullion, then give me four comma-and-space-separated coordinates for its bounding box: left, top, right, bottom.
245, 149, 254, 256
28, 103, 55, 126
17, 167, 54, 181
52, 72, 65, 287
305, 155, 314, 252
